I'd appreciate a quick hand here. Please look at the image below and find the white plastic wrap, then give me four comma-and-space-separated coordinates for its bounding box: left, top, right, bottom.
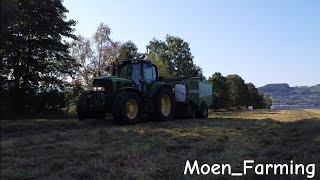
175, 84, 186, 102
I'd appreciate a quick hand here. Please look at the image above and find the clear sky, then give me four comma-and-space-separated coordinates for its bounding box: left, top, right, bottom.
64, 0, 320, 87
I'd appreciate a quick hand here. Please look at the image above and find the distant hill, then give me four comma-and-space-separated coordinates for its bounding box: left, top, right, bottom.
259, 84, 320, 107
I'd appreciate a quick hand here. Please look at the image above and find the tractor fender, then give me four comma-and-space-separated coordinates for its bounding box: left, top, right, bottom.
117, 87, 142, 97
148, 82, 173, 98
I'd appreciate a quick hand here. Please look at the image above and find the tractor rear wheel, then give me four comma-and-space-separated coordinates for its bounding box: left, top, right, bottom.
153, 87, 175, 121
196, 102, 208, 119
112, 91, 142, 124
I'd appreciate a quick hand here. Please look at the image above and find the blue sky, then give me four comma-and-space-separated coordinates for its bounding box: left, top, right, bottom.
64, 0, 320, 87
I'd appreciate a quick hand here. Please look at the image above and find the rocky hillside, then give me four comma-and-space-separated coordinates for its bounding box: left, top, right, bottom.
259, 84, 320, 107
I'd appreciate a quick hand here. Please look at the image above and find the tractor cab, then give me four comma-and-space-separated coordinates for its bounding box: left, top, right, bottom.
113, 59, 158, 91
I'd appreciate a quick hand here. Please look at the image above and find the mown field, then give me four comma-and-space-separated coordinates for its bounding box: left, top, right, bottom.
1, 110, 320, 180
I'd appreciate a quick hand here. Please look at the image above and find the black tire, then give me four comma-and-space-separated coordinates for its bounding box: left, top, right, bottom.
196, 102, 208, 119
112, 91, 142, 125
153, 87, 176, 121
77, 93, 88, 121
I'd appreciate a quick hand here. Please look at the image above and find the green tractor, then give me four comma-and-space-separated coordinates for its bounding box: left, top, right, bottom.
76, 59, 212, 124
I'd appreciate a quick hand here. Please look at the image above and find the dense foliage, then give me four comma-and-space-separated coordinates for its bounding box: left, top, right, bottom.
207, 73, 229, 109
118, 41, 143, 60
146, 35, 204, 79
208, 73, 271, 110
1, 0, 78, 115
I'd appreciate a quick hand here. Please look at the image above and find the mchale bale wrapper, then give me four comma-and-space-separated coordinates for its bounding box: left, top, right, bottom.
164, 77, 212, 118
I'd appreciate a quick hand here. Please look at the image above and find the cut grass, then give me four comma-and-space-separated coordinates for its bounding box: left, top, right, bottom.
1, 110, 320, 179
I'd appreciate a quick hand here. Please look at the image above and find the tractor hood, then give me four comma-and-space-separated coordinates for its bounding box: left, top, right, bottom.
93, 76, 134, 90
94, 76, 130, 82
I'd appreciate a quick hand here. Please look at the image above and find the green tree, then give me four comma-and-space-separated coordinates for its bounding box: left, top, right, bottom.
226, 74, 249, 108
146, 38, 172, 77
64, 79, 85, 109
146, 35, 203, 78
71, 23, 121, 88
166, 35, 199, 77
1, 0, 77, 112
92, 23, 114, 76
118, 41, 143, 60
247, 83, 265, 109
70, 35, 93, 88
208, 72, 229, 109
263, 94, 273, 108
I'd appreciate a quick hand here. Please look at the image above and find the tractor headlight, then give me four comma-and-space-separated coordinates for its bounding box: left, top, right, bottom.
93, 86, 105, 91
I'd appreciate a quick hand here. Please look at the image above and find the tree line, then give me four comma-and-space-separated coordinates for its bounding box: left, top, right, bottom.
0, 0, 271, 117
208, 73, 272, 110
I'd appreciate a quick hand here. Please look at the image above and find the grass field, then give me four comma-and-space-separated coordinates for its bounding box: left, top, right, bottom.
1, 110, 320, 179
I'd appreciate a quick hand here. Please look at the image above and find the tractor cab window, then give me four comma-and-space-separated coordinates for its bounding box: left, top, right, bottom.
143, 63, 156, 83
118, 63, 141, 86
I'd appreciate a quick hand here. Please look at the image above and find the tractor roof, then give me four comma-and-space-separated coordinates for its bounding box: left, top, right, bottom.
93, 59, 156, 80
117, 59, 155, 66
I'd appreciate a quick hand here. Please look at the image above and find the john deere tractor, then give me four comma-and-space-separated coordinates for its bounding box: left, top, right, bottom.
77, 59, 212, 124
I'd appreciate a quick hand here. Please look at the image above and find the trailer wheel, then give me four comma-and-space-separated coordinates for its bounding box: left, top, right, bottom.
153, 87, 175, 121
113, 91, 142, 124
196, 102, 208, 119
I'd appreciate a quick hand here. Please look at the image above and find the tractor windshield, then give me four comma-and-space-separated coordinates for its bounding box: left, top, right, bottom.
118, 63, 141, 85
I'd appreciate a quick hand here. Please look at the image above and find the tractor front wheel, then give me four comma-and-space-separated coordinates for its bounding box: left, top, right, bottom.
113, 91, 142, 124
153, 87, 175, 121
